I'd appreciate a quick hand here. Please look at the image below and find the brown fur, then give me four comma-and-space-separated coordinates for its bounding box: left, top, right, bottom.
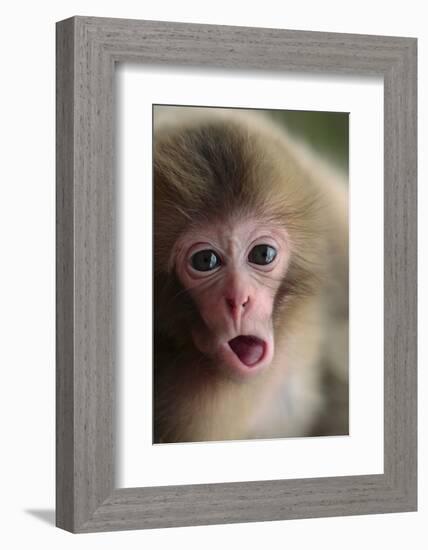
153, 107, 348, 443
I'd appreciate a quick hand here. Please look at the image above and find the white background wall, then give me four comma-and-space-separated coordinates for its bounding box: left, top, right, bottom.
0, 1, 425, 548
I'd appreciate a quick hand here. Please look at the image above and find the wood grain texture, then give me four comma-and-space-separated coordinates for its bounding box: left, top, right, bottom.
56, 16, 417, 533
56, 17, 75, 532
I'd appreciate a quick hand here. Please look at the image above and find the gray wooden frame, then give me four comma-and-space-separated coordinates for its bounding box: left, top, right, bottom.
56, 16, 417, 533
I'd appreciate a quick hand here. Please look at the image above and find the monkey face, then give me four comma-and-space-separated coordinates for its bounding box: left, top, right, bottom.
172, 217, 290, 379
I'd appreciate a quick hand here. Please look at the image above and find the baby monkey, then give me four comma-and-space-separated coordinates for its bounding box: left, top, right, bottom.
153, 106, 348, 443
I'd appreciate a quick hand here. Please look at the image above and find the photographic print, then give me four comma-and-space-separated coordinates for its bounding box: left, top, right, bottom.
56, 17, 416, 532
153, 105, 349, 444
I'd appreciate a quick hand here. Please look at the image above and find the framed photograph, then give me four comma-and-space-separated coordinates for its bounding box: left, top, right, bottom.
56, 16, 417, 533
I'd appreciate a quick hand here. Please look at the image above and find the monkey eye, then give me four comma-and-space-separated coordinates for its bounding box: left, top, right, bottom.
190, 249, 222, 272
248, 244, 277, 265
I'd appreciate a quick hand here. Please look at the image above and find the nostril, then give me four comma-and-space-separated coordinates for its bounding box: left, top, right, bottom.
226, 297, 249, 311
226, 298, 235, 311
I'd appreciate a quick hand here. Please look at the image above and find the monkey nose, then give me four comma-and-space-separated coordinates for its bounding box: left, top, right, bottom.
225, 296, 250, 314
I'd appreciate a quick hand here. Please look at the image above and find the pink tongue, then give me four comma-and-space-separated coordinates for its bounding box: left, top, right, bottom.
229, 336, 264, 367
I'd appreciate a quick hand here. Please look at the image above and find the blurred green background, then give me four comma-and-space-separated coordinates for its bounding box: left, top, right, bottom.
267, 109, 349, 173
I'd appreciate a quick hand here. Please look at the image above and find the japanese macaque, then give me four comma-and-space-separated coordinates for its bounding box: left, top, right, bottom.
153, 106, 348, 443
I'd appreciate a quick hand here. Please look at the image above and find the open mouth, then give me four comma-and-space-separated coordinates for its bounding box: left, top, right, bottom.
228, 335, 266, 367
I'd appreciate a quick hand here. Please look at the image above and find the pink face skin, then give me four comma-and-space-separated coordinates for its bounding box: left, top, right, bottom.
173, 218, 290, 379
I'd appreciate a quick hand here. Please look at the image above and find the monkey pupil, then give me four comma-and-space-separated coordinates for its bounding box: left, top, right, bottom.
191, 250, 221, 271
248, 244, 277, 265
